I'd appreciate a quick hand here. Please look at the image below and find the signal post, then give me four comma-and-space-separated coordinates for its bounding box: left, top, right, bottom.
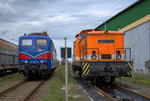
61, 38, 71, 101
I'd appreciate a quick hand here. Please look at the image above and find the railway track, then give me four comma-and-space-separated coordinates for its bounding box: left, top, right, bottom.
73, 73, 150, 101
0, 79, 44, 101
91, 82, 150, 101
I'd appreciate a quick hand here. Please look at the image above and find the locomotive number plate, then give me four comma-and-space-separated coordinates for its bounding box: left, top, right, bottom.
30, 61, 39, 63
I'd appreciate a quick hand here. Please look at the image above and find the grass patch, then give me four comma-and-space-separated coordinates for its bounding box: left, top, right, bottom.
43, 65, 83, 101
120, 76, 150, 87
0, 73, 23, 87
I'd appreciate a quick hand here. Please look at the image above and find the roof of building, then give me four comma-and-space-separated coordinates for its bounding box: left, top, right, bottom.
95, 0, 150, 31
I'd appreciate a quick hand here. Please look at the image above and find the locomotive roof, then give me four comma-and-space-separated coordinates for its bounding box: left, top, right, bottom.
76, 29, 123, 37
19, 35, 50, 39
75, 29, 92, 37
87, 30, 124, 35
28, 32, 48, 36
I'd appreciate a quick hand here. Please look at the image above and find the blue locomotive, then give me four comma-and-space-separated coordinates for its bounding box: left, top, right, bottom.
18, 32, 58, 78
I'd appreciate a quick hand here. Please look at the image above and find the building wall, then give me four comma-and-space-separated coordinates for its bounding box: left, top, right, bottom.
124, 21, 150, 73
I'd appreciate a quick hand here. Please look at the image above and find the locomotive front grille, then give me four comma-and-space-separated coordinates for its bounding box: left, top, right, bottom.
101, 54, 111, 59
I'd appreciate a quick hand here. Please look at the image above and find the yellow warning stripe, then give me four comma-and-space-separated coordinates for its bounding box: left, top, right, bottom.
83, 64, 90, 76
82, 63, 87, 71
85, 69, 90, 76
130, 71, 132, 74
128, 62, 132, 69
82, 62, 84, 65
127, 72, 130, 76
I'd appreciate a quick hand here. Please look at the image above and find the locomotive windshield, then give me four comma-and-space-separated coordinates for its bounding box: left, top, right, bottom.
22, 39, 32, 46
78, 33, 86, 40
36, 39, 47, 46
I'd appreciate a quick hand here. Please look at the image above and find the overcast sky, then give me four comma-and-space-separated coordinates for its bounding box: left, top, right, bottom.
0, 0, 137, 60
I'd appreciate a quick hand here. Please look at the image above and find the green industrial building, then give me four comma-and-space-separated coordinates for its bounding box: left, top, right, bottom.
96, 0, 150, 74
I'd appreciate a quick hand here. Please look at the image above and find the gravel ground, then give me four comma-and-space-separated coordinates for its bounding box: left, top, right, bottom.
0, 73, 23, 87
74, 76, 109, 101
26, 70, 91, 101
26, 74, 56, 101
69, 80, 91, 101
116, 79, 150, 97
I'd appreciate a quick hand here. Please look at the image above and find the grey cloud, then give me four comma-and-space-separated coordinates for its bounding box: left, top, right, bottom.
0, 29, 10, 35
0, 0, 137, 60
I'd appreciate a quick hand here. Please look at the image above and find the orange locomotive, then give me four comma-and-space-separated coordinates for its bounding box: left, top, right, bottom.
73, 29, 133, 83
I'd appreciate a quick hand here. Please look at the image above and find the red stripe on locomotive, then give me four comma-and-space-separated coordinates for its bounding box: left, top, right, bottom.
19, 53, 52, 59
37, 53, 52, 59
19, 54, 32, 59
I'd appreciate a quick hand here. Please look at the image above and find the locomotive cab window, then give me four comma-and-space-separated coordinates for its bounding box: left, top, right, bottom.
36, 39, 47, 46
78, 33, 86, 40
22, 39, 32, 46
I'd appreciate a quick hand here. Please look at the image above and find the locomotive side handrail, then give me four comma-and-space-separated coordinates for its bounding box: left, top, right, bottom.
116, 48, 131, 61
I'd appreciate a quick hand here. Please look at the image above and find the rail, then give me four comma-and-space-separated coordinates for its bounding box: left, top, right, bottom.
0, 79, 45, 101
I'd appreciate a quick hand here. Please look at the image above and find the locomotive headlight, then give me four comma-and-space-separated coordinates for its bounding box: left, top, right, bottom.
38, 49, 42, 52
21, 61, 24, 64
117, 50, 121, 54
92, 50, 96, 54
91, 54, 97, 60
25, 60, 28, 63
116, 54, 122, 59
44, 60, 47, 63
40, 60, 43, 63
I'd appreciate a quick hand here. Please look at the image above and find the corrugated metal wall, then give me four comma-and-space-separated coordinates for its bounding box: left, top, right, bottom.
124, 21, 150, 73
